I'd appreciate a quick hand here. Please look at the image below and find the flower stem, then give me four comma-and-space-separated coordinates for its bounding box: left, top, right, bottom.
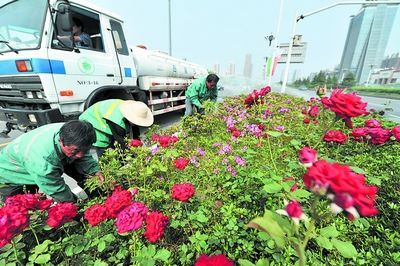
12, 239, 22, 265
266, 136, 278, 172
29, 225, 40, 246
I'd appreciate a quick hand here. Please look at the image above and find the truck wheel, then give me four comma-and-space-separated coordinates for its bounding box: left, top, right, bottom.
133, 90, 148, 105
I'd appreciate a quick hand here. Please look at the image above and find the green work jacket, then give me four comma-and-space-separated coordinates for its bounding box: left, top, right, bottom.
0, 123, 99, 202
185, 78, 218, 108
79, 99, 128, 148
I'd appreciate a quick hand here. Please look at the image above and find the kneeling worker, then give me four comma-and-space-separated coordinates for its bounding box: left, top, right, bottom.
0, 121, 103, 203
79, 99, 154, 157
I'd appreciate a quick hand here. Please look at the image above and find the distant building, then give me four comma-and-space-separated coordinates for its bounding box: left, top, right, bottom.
370, 69, 400, 85
381, 53, 400, 70
211, 64, 220, 75
243, 54, 253, 78
338, 3, 398, 84
226, 63, 236, 76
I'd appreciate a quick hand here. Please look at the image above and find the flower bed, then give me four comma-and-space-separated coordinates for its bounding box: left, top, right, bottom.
1, 88, 400, 265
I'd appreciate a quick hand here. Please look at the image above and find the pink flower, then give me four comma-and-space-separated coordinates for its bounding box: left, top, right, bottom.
195, 254, 234, 266
308, 105, 319, 117
144, 211, 169, 243
298, 147, 317, 167
392, 125, 400, 141
286, 200, 303, 218
115, 202, 148, 234
323, 130, 348, 144
364, 119, 381, 128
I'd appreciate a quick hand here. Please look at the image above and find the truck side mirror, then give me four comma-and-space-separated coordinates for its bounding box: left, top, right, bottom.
58, 3, 72, 32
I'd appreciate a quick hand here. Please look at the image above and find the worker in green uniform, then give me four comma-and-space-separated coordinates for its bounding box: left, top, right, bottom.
79, 99, 154, 157
0, 121, 103, 203
184, 74, 220, 116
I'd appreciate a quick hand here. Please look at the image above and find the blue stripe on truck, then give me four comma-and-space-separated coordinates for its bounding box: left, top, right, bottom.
0, 58, 66, 75
124, 67, 132, 77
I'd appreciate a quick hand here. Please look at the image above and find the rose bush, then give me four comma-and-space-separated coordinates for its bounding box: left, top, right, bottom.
1, 88, 399, 265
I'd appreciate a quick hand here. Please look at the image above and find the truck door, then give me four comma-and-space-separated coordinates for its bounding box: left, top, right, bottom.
47, 5, 119, 115
108, 19, 136, 87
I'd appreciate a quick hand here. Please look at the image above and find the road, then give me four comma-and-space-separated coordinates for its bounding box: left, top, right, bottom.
271, 86, 400, 123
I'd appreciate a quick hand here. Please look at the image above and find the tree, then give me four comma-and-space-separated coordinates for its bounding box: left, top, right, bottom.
341, 72, 356, 88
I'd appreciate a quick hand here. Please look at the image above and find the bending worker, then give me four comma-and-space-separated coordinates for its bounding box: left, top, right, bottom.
0, 121, 103, 203
185, 74, 220, 116
79, 99, 154, 157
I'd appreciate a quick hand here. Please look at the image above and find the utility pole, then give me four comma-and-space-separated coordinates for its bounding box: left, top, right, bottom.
168, 0, 172, 56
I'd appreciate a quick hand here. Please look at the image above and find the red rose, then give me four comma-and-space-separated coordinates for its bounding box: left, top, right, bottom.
364, 119, 381, 128
231, 130, 241, 138
322, 89, 368, 119
351, 127, 368, 141
129, 139, 143, 147
171, 183, 196, 202
174, 157, 190, 170
323, 130, 348, 144
105, 188, 133, 218
298, 147, 317, 167
46, 202, 77, 228
144, 211, 169, 243
259, 86, 271, 96
303, 117, 310, 124
368, 127, 391, 145
286, 200, 303, 218
308, 105, 319, 117
392, 125, 400, 141
303, 160, 379, 219
195, 254, 234, 266
84, 204, 109, 226
0, 206, 29, 248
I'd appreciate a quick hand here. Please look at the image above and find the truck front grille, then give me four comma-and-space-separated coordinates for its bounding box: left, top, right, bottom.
0, 75, 51, 110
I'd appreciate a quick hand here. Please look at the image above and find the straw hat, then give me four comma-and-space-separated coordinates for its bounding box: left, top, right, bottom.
119, 100, 154, 127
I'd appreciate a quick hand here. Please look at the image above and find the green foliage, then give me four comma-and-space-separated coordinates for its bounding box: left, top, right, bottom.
1, 92, 399, 265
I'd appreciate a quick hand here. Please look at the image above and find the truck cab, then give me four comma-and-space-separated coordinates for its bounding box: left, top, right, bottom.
0, 0, 207, 134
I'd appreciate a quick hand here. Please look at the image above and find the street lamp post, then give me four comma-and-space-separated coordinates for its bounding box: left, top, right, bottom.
366, 64, 375, 86
267, 0, 284, 86
168, 0, 172, 56
280, 0, 400, 93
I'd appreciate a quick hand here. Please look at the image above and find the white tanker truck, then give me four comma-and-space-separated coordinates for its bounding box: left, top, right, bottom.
0, 0, 208, 135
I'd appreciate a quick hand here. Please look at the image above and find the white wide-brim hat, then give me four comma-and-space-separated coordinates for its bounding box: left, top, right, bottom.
120, 100, 154, 127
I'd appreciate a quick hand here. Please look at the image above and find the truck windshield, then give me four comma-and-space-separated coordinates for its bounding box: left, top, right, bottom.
0, 0, 47, 54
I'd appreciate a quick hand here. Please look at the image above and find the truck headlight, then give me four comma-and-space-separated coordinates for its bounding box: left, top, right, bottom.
28, 114, 37, 123
26, 91, 34, 98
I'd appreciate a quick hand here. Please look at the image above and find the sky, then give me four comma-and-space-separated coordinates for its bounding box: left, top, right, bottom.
92, 0, 400, 82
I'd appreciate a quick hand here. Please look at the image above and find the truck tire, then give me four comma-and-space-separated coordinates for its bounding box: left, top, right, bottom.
133, 90, 148, 105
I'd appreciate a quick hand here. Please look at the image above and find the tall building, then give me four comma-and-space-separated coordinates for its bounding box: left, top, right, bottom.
338, 2, 398, 84
243, 54, 253, 78
211, 64, 220, 75
226, 63, 236, 76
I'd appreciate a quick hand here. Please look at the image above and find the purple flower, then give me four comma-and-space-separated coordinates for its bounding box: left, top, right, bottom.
219, 144, 232, 155
227, 165, 237, 176
234, 156, 246, 166
245, 124, 262, 137
213, 169, 220, 174
190, 156, 200, 167
274, 125, 285, 132
196, 147, 206, 156
151, 145, 160, 155
278, 107, 289, 113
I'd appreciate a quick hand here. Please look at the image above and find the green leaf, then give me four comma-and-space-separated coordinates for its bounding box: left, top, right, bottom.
238, 259, 256, 266
65, 245, 74, 257
331, 239, 357, 258
266, 131, 283, 137
195, 212, 209, 223
320, 225, 339, 238
33, 240, 52, 254
154, 249, 171, 262
290, 139, 302, 148
97, 240, 106, 252
316, 236, 333, 250
367, 176, 381, 186
350, 166, 365, 174
94, 259, 108, 266
34, 254, 51, 264
256, 258, 270, 266
290, 189, 311, 199
263, 182, 282, 193
248, 211, 287, 248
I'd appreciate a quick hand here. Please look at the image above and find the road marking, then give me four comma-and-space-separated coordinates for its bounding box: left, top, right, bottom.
388, 114, 400, 119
